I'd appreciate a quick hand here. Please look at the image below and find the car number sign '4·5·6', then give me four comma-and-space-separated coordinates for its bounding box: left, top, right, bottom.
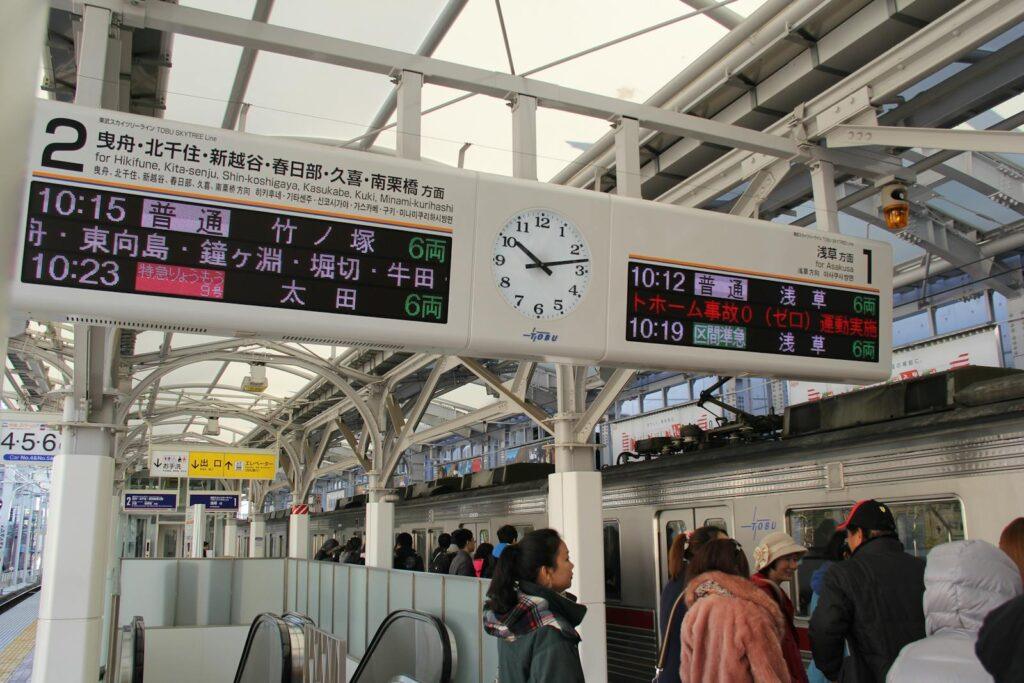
10, 101, 892, 382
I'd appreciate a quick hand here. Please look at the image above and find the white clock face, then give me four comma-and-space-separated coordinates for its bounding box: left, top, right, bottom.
492, 209, 592, 320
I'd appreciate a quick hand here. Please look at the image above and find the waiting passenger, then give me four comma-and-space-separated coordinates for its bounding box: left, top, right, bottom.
656, 526, 727, 683
998, 517, 1024, 582
393, 532, 424, 571
807, 531, 850, 683
341, 537, 364, 565
314, 538, 340, 562
975, 592, 1024, 682
493, 524, 519, 559
679, 538, 789, 682
810, 499, 925, 683
888, 540, 1021, 682
474, 542, 496, 578
448, 528, 476, 577
428, 532, 454, 574
752, 531, 809, 683
483, 529, 585, 682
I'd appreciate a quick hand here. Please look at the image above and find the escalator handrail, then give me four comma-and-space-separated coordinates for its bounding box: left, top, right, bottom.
351, 609, 456, 683
130, 616, 145, 683
233, 613, 293, 683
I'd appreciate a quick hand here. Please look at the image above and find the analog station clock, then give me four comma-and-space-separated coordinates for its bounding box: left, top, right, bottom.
492, 208, 592, 320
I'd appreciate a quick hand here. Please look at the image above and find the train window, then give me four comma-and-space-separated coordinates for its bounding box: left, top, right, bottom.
787, 498, 965, 617
665, 519, 688, 552
413, 529, 428, 560
604, 521, 622, 601
701, 517, 729, 535
514, 525, 534, 540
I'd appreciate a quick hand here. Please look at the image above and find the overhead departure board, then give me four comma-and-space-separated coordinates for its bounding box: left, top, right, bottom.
22, 178, 452, 323
626, 257, 880, 363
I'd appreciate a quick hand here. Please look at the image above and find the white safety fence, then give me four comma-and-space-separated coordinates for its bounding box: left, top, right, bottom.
304, 623, 346, 683
118, 557, 499, 683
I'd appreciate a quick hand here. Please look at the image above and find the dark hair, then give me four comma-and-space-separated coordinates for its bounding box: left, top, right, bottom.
497, 525, 518, 544
847, 525, 895, 541
396, 532, 413, 548
824, 530, 849, 562
452, 528, 474, 549
486, 529, 563, 614
685, 538, 749, 583
475, 542, 494, 560
436, 532, 451, 549
669, 526, 726, 581
345, 537, 361, 552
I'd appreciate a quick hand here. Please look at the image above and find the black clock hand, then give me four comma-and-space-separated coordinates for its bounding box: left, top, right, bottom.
526, 258, 590, 269
514, 241, 553, 275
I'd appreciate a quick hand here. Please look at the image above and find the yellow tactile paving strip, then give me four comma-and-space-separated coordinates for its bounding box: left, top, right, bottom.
0, 622, 35, 682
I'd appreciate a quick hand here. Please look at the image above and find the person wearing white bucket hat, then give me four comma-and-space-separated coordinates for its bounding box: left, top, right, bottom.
752, 531, 809, 683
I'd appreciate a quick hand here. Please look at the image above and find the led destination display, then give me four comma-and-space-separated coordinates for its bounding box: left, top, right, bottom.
21, 179, 453, 324
626, 258, 881, 363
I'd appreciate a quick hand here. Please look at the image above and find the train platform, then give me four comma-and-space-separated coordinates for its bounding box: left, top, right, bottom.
0, 593, 38, 683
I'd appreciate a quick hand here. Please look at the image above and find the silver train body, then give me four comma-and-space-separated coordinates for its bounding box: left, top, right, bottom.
252, 367, 1024, 681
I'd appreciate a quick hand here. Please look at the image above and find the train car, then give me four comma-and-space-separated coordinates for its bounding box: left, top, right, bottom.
255, 366, 1024, 682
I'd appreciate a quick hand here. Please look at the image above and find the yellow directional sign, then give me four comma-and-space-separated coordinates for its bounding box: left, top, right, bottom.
187, 450, 277, 480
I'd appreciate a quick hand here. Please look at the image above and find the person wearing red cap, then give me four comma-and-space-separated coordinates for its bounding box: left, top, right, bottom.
809, 500, 926, 683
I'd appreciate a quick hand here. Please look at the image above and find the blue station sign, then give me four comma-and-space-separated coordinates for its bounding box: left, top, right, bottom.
123, 492, 178, 511
188, 493, 239, 511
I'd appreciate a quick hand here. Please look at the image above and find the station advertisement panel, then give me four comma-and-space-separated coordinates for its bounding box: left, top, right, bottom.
11, 101, 894, 382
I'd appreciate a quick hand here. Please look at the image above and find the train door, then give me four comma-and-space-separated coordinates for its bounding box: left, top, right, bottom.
656, 506, 731, 591
460, 522, 490, 545
411, 528, 429, 561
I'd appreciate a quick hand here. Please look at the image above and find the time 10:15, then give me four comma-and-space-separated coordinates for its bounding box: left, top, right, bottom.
37, 185, 127, 222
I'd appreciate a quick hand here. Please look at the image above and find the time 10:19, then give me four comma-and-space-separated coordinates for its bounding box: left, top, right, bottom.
37, 186, 127, 222
628, 317, 685, 342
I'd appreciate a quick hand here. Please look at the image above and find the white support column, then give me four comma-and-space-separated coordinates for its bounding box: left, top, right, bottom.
614, 117, 642, 199
511, 95, 538, 181
33, 396, 115, 683
547, 367, 608, 683
223, 517, 238, 557
287, 500, 311, 559
249, 513, 266, 558
186, 504, 206, 558
396, 70, 423, 160
809, 159, 841, 233
0, 0, 47, 362
365, 475, 394, 568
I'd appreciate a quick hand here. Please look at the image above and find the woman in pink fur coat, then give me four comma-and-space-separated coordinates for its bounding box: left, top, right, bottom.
680, 538, 790, 683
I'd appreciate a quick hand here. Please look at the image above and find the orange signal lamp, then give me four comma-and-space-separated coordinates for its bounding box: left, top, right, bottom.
881, 183, 910, 231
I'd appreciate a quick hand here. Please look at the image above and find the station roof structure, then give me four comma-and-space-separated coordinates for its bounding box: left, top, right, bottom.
6, 0, 1024, 504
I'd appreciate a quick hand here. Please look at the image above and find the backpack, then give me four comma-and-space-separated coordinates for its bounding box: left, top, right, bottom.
430, 548, 453, 574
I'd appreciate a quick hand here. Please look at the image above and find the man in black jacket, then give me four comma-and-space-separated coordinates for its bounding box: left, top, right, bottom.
809, 499, 925, 683
975, 593, 1024, 682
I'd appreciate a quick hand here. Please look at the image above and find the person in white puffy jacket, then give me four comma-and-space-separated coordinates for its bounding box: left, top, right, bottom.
887, 540, 1022, 683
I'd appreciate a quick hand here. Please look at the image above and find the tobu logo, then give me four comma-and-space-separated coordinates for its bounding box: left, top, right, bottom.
523, 328, 559, 342
741, 507, 777, 542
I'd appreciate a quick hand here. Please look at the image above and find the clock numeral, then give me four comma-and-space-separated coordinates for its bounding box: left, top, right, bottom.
554, 299, 564, 312
536, 216, 550, 229
515, 219, 529, 233
570, 244, 583, 255
514, 295, 524, 307
493, 254, 505, 266
501, 235, 518, 248
575, 265, 588, 276
533, 303, 544, 316
559, 225, 566, 237
569, 285, 580, 297
499, 276, 510, 288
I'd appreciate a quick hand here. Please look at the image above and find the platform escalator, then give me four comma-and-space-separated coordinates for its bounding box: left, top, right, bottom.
234, 609, 456, 683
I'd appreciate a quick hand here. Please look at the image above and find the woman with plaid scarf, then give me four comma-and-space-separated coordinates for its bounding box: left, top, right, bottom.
483, 529, 586, 682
